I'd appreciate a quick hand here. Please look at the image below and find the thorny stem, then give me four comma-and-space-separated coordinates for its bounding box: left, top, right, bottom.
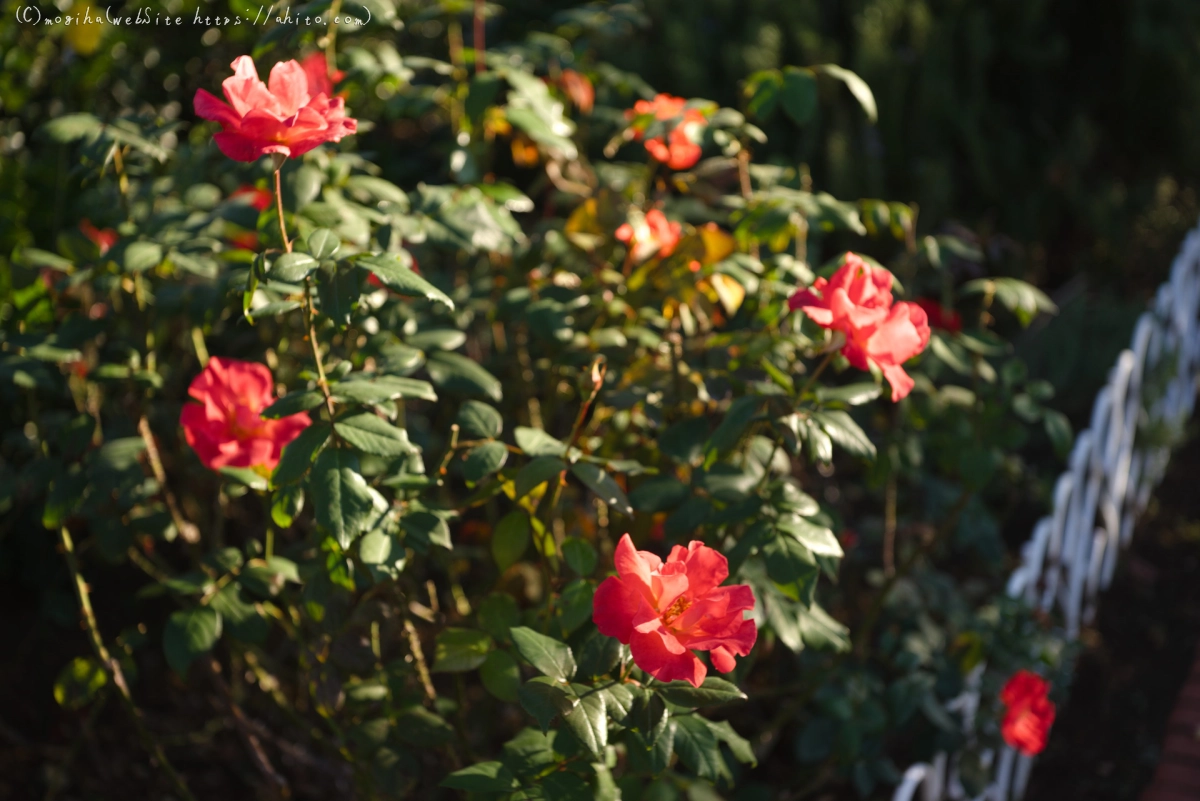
58, 527, 198, 801
542, 357, 606, 527
138, 416, 201, 544
275, 166, 336, 417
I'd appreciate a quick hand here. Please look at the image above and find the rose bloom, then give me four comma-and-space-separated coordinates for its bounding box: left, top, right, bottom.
559, 69, 594, 114
616, 209, 682, 263
194, 55, 357, 162
789, 253, 931, 401
180, 357, 310, 472
914, 297, 963, 334
626, 94, 706, 170
1000, 670, 1056, 756
300, 51, 346, 99
227, 186, 272, 251
79, 219, 118, 256
594, 533, 757, 687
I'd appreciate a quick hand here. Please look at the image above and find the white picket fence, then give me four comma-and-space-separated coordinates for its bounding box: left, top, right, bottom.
891, 221, 1200, 801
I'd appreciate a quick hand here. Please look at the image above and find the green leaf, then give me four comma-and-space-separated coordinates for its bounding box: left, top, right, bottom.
462, 441, 509, 483
706, 719, 757, 766
401, 511, 452, 550
162, 607, 222, 676
813, 410, 876, 459
1044, 409, 1073, 458
333, 375, 438, 403
304, 228, 341, 260
777, 515, 843, 557
515, 427, 569, 458
479, 650, 521, 703
426, 351, 502, 401
762, 533, 819, 585
334, 413, 415, 456
407, 329, 467, 351
272, 423, 331, 485
441, 761, 517, 792
478, 592, 521, 642
310, 448, 386, 548
709, 396, 761, 455
357, 527, 395, 565
219, 466, 269, 491
656, 676, 748, 707
660, 417, 710, 465
456, 400, 503, 439
561, 537, 597, 576
263, 389, 325, 419
358, 252, 454, 308
518, 676, 576, 732
798, 603, 851, 652
432, 628, 493, 673
673, 714, 730, 782
570, 463, 633, 516
492, 510, 531, 571
268, 252, 319, 281
515, 456, 567, 498
816, 382, 882, 406
562, 688, 607, 758
42, 112, 103, 142
558, 579, 594, 634
271, 484, 305, 528
316, 261, 359, 327
629, 476, 690, 513
510, 626, 576, 682
744, 69, 782, 120
815, 63, 878, 123
781, 66, 818, 126
123, 241, 163, 273
54, 656, 108, 710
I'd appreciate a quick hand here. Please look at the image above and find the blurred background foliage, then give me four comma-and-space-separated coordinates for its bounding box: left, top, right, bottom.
5, 0, 1200, 417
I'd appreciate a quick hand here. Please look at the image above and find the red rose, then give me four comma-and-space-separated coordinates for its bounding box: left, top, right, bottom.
615, 209, 681, 263
593, 533, 757, 687
231, 184, 273, 212
300, 51, 346, 99
79, 219, 118, 256
914, 297, 962, 334
180, 357, 310, 472
789, 253, 931, 401
194, 55, 357, 163
1000, 670, 1056, 756
626, 94, 706, 170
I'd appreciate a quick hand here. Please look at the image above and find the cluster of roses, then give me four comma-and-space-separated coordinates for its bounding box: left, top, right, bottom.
166, 56, 975, 687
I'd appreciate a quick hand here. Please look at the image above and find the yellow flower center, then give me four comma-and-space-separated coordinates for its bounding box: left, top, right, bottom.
662, 595, 691, 625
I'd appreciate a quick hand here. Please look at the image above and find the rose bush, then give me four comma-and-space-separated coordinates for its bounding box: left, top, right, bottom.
0, 5, 1083, 800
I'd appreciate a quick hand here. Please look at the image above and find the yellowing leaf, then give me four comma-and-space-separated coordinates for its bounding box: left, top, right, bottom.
710, 273, 746, 315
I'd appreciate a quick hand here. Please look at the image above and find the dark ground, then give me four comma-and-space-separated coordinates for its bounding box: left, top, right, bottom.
1024, 431, 1200, 801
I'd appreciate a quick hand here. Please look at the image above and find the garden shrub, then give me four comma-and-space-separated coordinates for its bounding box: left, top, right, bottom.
0, 4, 1083, 799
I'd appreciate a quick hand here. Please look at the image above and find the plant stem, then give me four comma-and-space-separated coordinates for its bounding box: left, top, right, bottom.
273, 166, 291, 254
404, 618, 437, 705
275, 166, 335, 417
58, 527, 198, 801
473, 0, 485, 74
541, 357, 606, 528
138, 416, 200, 544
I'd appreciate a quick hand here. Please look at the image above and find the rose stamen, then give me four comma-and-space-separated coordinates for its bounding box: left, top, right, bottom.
662, 595, 691, 625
